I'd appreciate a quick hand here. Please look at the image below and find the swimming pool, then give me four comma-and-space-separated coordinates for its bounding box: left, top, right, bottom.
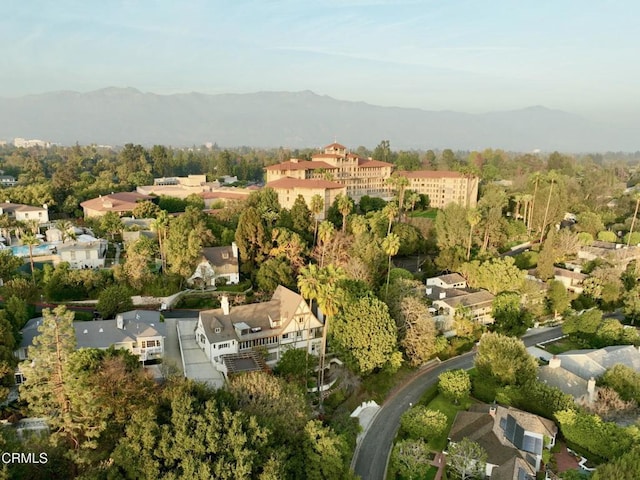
9, 244, 55, 257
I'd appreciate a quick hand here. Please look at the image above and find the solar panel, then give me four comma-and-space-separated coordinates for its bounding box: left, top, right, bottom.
514, 424, 525, 449
505, 415, 516, 441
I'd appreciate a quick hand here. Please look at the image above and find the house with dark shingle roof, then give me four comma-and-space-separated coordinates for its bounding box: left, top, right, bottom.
194, 286, 323, 375
15, 310, 165, 385
187, 243, 240, 286
448, 404, 557, 479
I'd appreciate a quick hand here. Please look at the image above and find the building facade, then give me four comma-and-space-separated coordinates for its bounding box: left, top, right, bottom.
265, 142, 478, 208
194, 287, 323, 374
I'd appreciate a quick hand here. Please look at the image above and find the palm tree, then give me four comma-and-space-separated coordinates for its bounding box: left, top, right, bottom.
407, 191, 421, 213
466, 208, 481, 261
512, 194, 522, 221
336, 194, 354, 233
382, 233, 401, 295
151, 210, 170, 273
317, 220, 335, 267
520, 194, 533, 228
387, 175, 409, 220
540, 171, 558, 243
528, 172, 542, 236
0, 214, 14, 245
21, 231, 39, 280
627, 193, 640, 247
298, 264, 346, 409
310, 194, 324, 247
55, 219, 76, 243
382, 201, 399, 235
350, 215, 368, 238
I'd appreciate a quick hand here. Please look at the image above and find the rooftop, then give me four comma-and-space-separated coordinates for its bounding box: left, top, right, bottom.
266, 177, 345, 190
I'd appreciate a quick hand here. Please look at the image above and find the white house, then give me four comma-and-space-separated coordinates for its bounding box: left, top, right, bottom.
0, 202, 49, 224
194, 286, 323, 375
188, 243, 240, 286
56, 236, 108, 269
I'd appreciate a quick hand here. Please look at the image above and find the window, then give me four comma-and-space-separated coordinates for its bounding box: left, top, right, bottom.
215, 327, 221, 333
142, 340, 159, 348
282, 333, 289, 339
217, 342, 230, 349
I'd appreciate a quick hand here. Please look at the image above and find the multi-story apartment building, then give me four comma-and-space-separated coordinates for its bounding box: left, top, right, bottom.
265, 142, 394, 202
265, 142, 478, 209
395, 170, 479, 208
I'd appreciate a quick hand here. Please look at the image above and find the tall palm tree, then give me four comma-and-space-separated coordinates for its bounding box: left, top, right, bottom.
528, 172, 542, 236
336, 194, 354, 233
151, 210, 170, 273
310, 194, 324, 247
627, 193, 640, 247
407, 191, 421, 213
21, 231, 39, 280
297, 264, 346, 409
387, 175, 409, 220
466, 208, 481, 261
317, 220, 335, 267
350, 215, 368, 238
382, 201, 399, 235
382, 233, 401, 295
540, 171, 558, 243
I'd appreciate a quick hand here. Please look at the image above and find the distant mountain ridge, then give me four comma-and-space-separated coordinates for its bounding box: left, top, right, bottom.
0, 88, 634, 152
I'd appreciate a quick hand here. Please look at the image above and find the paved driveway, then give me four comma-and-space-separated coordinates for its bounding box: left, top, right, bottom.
177, 319, 225, 388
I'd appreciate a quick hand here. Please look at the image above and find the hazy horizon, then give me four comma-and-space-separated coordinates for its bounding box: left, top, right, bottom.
2, 1, 639, 128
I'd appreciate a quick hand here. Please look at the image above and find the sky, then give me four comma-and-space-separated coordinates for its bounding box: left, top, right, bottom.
1, 0, 639, 121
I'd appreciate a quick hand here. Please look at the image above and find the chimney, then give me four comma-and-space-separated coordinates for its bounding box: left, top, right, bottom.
231, 241, 238, 259
116, 314, 124, 329
439, 291, 446, 299
587, 377, 596, 403
549, 356, 561, 369
489, 406, 497, 417
426, 287, 432, 295
221, 295, 230, 316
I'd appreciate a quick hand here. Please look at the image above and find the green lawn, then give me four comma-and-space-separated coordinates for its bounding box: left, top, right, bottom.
423, 393, 471, 451
544, 337, 583, 355
360, 365, 416, 404
409, 209, 438, 219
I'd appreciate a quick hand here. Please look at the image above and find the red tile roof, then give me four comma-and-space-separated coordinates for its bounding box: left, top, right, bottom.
357, 159, 394, 168
324, 142, 347, 150
80, 191, 154, 212
396, 170, 466, 179
266, 177, 345, 190
265, 160, 335, 171
200, 191, 250, 200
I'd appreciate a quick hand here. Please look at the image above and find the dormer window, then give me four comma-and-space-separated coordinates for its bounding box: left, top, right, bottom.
215, 327, 221, 333
222, 252, 229, 259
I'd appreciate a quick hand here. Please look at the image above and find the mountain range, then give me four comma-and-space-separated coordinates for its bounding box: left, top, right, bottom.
0, 88, 635, 152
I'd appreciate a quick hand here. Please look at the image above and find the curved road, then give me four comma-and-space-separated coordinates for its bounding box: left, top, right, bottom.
353, 326, 564, 480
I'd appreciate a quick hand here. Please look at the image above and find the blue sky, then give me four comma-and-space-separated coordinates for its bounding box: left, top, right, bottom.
1, 0, 638, 119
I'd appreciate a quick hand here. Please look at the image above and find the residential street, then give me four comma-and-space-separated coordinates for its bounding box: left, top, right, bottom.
353, 326, 564, 480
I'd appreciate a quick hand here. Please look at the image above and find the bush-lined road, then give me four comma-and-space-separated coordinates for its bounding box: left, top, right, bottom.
353, 326, 564, 480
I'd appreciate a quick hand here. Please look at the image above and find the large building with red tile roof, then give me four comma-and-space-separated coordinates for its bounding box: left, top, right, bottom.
265, 177, 346, 220
80, 192, 155, 218
265, 142, 393, 201
265, 142, 478, 208
396, 169, 479, 208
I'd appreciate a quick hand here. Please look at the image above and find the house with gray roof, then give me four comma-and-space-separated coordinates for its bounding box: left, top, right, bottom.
16, 310, 166, 367
448, 404, 557, 479
426, 273, 495, 331
188, 243, 240, 287
194, 286, 323, 376
538, 345, 640, 403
